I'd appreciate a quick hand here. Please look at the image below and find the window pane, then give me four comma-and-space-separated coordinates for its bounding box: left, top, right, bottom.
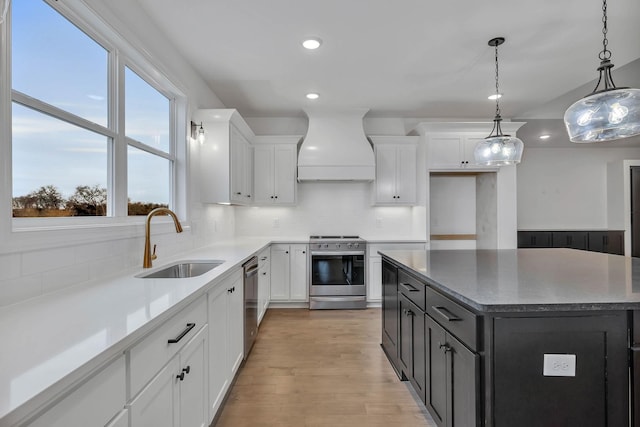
12, 0, 108, 126
128, 146, 170, 216
12, 103, 108, 217
125, 67, 170, 153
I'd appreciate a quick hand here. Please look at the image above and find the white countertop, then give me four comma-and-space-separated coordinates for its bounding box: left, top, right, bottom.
0, 237, 271, 426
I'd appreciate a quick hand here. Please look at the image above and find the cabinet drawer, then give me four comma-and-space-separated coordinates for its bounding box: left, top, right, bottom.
398, 270, 426, 311
130, 296, 207, 398
425, 287, 478, 351
27, 356, 126, 427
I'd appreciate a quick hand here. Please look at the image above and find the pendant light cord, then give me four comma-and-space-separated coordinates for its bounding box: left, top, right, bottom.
494, 42, 501, 118
599, 0, 611, 60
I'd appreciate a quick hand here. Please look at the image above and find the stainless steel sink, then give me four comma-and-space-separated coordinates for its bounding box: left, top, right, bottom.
137, 260, 224, 278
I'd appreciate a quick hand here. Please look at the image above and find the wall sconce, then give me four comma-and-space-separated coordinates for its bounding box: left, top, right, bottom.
191, 121, 205, 144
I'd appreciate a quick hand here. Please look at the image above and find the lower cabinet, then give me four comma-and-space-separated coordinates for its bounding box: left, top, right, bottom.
425, 316, 479, 427
518, 230, 625, 255
208, 269, 244, 418
368, 243, 427, 304
257, 247, 271, 324
270, 243, 308, 302
381, 260, 399, 369
130, 325, 208, 427
398, 294, 426, 402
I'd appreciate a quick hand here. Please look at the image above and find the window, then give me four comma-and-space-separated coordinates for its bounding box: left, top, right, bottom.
9, 0, 182, 220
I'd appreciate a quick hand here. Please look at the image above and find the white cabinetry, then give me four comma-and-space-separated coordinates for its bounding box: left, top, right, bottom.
207, 269, 244, 418
270, 244, 308, 303
26, 356, 126, 427
367, 242, 427, 304
253, 136, 300, 205
420, 122, 524, 171
257, 247, 271, 324
195, 109, 255, 205
370, 136, 418, 205
128, 298, 208, 427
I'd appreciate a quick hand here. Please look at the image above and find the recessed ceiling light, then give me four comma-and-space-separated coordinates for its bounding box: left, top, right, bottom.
488, 93, 502, 100
306, 93, 319, 100
302, 38, 322, 50
539, 134, 551, 140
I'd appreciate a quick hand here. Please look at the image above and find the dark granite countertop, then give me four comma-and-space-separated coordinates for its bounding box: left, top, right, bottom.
380, 248, 640, 313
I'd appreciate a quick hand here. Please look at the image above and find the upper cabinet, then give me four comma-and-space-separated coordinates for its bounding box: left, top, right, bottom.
370, 136, 418, 206
416, 122, 525, 171
194, 109, 255, 205
253, 136, 300, 205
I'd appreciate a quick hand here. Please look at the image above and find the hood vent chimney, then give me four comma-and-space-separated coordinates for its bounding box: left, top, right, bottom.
297, 108, 375, 181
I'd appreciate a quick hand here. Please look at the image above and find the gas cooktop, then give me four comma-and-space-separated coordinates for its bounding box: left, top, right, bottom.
309, 235, 361, 240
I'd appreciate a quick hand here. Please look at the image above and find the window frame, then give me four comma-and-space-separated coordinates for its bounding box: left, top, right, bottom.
0, 0, 189, 252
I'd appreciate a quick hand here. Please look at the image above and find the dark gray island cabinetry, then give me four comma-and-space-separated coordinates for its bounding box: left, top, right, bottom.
380, 248, 640, 427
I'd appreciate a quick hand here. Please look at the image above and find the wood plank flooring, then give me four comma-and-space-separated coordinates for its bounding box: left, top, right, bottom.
214, 308, 436, 427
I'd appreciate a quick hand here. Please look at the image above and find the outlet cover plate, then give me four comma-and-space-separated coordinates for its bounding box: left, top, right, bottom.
543, 354, 576, 377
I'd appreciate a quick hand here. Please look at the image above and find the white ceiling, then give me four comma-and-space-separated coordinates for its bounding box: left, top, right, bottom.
132, 0, 640, 121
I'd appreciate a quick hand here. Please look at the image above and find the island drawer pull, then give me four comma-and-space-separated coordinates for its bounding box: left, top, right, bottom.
400, 283, 420, 292
431, 306, 462, 322
168, 323, 196, 344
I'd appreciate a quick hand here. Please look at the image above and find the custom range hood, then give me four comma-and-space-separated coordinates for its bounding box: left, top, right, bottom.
298, 108, 375, 181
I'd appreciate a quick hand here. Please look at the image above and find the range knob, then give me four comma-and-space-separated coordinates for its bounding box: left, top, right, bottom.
324, 244, 329, 249
336, 244, 341, 249
347, 243, 353, 249
353, 243, 359, 248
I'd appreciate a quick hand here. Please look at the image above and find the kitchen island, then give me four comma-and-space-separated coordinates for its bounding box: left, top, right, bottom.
380, 248, 640, 427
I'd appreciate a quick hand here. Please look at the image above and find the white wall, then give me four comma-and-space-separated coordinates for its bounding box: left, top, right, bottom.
517, 147, 640, 230
0, 2, 234, 307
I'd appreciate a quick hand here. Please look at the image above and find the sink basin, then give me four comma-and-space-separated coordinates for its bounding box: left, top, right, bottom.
137, 260, 225, 279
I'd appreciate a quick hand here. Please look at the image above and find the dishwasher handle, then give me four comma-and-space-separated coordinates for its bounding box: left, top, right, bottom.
245, 265, 259, 278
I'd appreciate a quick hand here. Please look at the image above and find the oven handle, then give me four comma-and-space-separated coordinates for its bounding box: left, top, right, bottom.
310, 251, 365, 256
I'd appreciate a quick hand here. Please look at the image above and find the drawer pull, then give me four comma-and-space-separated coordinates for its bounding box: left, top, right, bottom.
400, 283, 420, 292
439, 343, 453, 353
432, 306, 462, 322
168, 323, 196, 344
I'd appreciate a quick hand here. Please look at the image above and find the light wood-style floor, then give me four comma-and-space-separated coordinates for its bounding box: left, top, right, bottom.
214, 308, 436, 427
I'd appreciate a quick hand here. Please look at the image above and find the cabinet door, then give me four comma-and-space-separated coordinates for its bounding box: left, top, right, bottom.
289, 244, 308, 301
243, 142, 254, 203
273, 144, 297, 204
270, 245, 290, 300
398, 294, 414, 375
411, 312, 426, 403
130, 357, 180, 427
448, 334, 479, 427
228, 272, 245, 373
368, 256, 382, 302
429, 136, 463, 169
425, 315, 447, 427
208, 282, 230, 416
382, 260, 399, 368
462, 137, 483, 165
396, 144, 417, 204
230, 125, 245, 203
179, 326, 208, 427
375, 144, 398, 203
253, 145, 274, 204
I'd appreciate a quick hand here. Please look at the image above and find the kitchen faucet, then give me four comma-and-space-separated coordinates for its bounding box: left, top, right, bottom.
143, 207, 183, 268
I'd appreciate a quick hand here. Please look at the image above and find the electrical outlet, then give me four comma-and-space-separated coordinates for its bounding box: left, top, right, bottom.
543, 354, 576, 377
376, 218, 382, 228
273, 218, 280, 228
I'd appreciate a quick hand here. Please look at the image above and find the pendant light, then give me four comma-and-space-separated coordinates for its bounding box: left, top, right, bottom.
564, 0, 640, 142
474, 37, 524, 166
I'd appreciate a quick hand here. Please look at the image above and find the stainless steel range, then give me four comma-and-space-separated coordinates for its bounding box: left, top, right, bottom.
309, 235, 367, 309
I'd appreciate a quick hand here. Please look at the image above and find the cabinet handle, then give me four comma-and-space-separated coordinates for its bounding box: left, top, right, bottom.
302, 251, 306, 254
274, 196, 278, 199
406, 309, 414, 317
439, 343, 453, 353
236, 192, 242, 195
260, 257, 267, 261
247, 194, 251, 198
262, 272, 267, 275
176, 372, 185, 381
400, 283, 420, 292
431, 306, 462, 322
270, 196, 274, 199
182, 366, 191, 375
168, 323, 196, 344
285, 251, 289, 254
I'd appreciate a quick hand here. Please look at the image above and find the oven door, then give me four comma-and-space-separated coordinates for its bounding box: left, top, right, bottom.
310, 251, 366, 296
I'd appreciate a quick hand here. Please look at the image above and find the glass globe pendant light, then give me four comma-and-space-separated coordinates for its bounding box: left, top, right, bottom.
474, 37, 524, 166
564, 0, 640, 142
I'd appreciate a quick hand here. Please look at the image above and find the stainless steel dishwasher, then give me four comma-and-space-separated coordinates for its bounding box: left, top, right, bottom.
243, 256, 258, 358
